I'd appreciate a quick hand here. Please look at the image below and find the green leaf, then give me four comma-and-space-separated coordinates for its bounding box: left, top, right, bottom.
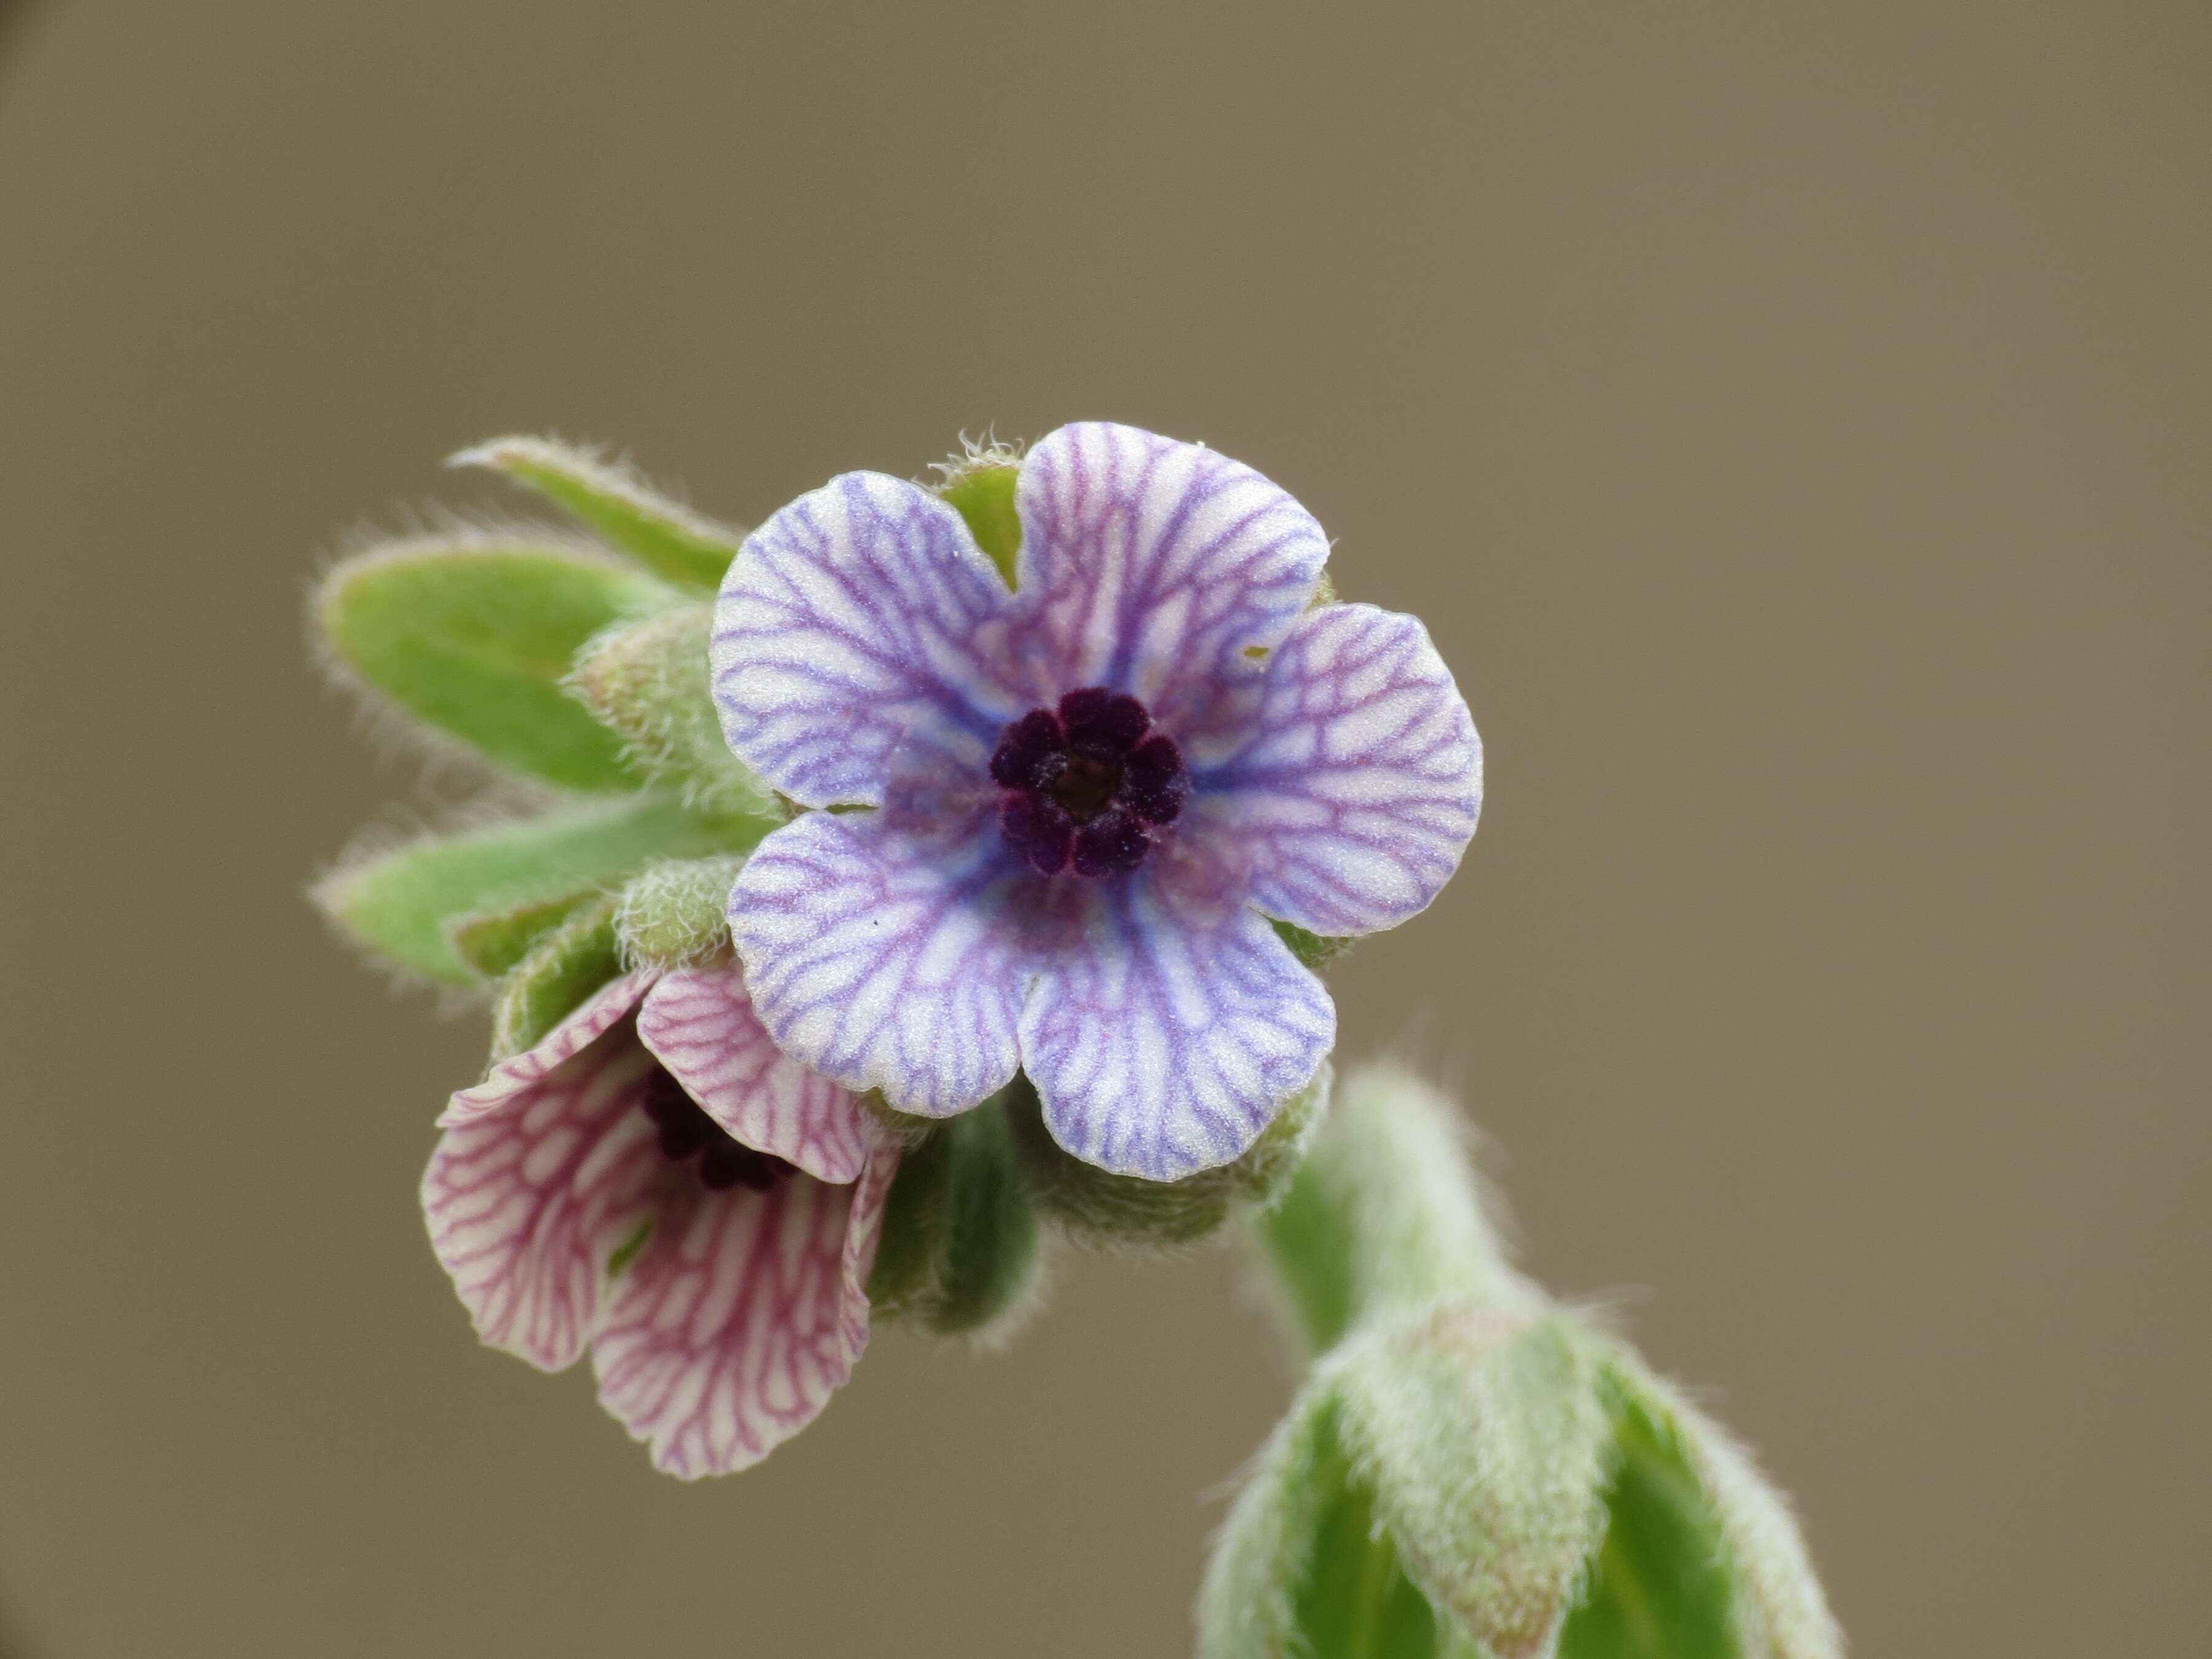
447, 889, 599, 979
1197, 1385, 1445, 1659
568, 602, 778, 815
1338, 1312, 1613, 1659
867, 1095, 1040, 1337
490, 895, 621, 1059
1007, 1065, 1332, 1250
453, 435, 742, 590
1559, 1365, 1738, 1659
318, 532, 673, 791
935, 460, 1022, 584
313, 794, 766, 986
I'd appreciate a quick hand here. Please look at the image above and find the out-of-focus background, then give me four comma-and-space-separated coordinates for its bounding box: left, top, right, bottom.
0, 2, 2203, 1654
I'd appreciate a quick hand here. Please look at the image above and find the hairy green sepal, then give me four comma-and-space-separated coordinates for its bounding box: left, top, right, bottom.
867, 1097, 1040, 1337
1338, 1311, 1612, 1659
490, 896, 622, 1059
935, 460, 1022, 585
315, 794, 761, 986
1273, 917, 1359, 973
1199, 1389, 1455, 1659
318, 533, 672, 791
453, 434, 742, 591
1559, 1365, 1737, 1659
448, 890, 600, 979
570, 603, 778, 815
1570, 1352, 1842, 1659
1006, 1066, 1332, 1249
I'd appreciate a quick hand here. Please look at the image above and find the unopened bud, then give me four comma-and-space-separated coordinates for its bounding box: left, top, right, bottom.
613, 853, 749, 971
568, 602, 780, 818
867, 1092, 1043, 1341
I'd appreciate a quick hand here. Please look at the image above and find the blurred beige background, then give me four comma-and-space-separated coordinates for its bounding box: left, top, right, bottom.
1, 2, 2204, 1655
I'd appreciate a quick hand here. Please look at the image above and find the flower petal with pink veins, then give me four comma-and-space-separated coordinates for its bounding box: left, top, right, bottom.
727, 812, 1033, 1118
423, 997, 665, 1371
1207, 603, 1483, 936
1020, 878, 1335, 1182
837, 1146, 900, 1355
589, 1171, 865, 1479
439, 970, 657, 1129
711, 470, 1023, 809
1010, 423, 1330, 748
637, 963, 871, 1184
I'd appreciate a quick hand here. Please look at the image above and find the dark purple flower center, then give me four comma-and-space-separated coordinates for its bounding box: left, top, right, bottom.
640, 1067, 794, 1192
989, 687, 1188, 877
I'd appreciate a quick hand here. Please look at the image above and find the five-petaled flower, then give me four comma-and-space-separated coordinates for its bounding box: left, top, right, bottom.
422, 960, 896, 1477
710, 422, 1482, 1183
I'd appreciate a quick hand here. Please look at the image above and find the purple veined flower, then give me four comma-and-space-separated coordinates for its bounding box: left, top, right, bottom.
712, 422, 1482, 1183
422, 960, 897, 1478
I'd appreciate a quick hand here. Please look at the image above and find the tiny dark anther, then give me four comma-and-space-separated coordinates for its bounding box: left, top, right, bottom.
1059, 686, 1149, 756
989, 708, 1065, 790
1121, 734, 1188, 824
1072, 809, 1150, 877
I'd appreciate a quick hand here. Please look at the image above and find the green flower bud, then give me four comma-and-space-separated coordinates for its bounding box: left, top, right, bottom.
1215, 1064, 1843, 1659
568, 602, 779, 817
315, 529, 674, 793
1005, 1066, 1333, 1249
867, 1092, 1043, 1340
612, 853, 750, 971
452, 434, 743, 592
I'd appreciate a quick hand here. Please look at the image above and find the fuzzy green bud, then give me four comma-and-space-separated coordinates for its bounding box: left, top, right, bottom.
568, 603, 780, 817
1212, 1063, 1842, 1659
867, 1093, 1043, 1340
613, 853, 750, 971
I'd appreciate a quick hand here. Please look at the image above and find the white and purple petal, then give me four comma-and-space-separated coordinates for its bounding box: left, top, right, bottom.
1010, 423, 1330, 747
711, 471, 1022, 808
726, 812, 1038, 1118
423, 972, 665, 1371
589, 1167, 866, 1479
1207, 603, 1481, 936
637, 962, 871, 1184
1019, 879, 1335, 1182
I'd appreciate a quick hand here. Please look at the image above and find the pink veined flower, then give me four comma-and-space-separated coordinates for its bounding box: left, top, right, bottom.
422, 961, 896, 1478
712, 422, 1483, 1183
